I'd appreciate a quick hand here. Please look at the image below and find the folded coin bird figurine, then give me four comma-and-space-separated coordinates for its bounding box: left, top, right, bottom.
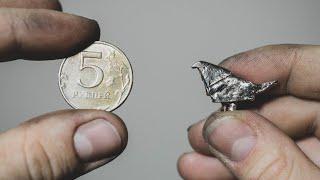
192, 61, 277, 111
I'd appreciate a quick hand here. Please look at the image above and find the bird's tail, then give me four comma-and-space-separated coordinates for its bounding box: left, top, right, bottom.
256, 80, 277, 94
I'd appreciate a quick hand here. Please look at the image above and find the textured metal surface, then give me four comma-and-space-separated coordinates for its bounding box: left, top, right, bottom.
59, 41, 133, 111
192, 61, 277, 111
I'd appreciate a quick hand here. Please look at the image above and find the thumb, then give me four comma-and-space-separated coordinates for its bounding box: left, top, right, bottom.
0, 109, 128, 180
203, 110, 320, 179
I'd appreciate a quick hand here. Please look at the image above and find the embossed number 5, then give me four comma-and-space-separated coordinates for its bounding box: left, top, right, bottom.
78, 51, 104, 88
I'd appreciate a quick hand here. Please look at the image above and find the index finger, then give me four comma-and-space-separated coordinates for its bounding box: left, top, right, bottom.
0, 8, 100, 61
220, 44, 320, 100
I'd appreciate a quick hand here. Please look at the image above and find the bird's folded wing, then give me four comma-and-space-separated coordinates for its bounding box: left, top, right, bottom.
206, 66, 232, 87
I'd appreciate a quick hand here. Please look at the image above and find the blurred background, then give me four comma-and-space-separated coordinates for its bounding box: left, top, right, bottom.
0, 0, 319, 179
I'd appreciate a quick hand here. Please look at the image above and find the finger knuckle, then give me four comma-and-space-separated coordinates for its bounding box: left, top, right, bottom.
248, 154, 293, 180
9, 9, 66, 38
21, 127, 56, 180
22, 11, 56, 32
258, 157, 288, 179
0, 10, 22, 56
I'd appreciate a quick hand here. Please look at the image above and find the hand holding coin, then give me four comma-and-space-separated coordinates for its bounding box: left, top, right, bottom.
0, 1, 128, 179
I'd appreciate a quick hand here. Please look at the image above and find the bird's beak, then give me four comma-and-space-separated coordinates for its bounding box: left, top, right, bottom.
192, 61, 202, 69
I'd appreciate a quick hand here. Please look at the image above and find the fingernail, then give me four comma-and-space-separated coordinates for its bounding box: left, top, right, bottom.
74, 119, 122, 162
204, 115, 256, 161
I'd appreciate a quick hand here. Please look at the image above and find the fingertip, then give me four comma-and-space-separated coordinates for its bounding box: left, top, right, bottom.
178, 152, 234, 180
178, 152, 206, 179
177, 152, 193, 179
203, 110, 247, 133
0, 9, 101, 60
74, 119, 122, 162
48, 1, 62, 11
69, 17, 100, 52
54, 16, 101, 59
100, 111, 128, 150
188, 120, 212, 155
217, 45, 301, 89
26, 109, 128, 162
0, 109, 128, 179
71, 110, 128, 162
202, 110, 320, 179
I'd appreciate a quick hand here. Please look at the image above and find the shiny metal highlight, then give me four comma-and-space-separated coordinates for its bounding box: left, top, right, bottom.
192, 61, 277, 111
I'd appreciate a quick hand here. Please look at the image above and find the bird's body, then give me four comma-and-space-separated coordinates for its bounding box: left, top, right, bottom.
192, 61, 277, 106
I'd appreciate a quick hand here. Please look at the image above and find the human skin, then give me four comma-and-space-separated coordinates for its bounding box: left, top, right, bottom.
0, 0, 128, 179
178, 45, 320, 179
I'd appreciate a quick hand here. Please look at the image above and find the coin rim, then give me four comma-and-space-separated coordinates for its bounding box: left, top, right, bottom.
58, 41, 133, 111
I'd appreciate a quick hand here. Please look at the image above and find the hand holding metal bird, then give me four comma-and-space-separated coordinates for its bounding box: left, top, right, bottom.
192, 61, 277, 111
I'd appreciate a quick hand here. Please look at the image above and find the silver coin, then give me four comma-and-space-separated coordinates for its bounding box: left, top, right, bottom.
59, 41, 133, 111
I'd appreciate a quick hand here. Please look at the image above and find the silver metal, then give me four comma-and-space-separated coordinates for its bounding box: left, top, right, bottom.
59, 41, 133, 111
192, 61, 277, 111
221, 103, 237, 111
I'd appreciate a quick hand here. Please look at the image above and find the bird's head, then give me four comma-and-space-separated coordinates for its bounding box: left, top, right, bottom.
192, 61, 232, 97
192, 61, 207, 69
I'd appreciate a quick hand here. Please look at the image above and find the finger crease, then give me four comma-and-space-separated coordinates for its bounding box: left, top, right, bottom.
285, 48, 302, 94
37, 141, 55, 179
9, 18, 23, 56
22, 129, 34, 180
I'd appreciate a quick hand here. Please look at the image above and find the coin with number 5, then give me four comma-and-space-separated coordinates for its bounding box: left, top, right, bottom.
59, 41, 133, 111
